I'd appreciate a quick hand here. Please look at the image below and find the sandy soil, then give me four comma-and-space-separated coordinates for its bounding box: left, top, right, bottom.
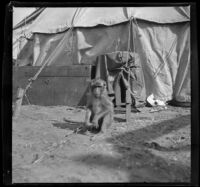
12, 104, 191, 183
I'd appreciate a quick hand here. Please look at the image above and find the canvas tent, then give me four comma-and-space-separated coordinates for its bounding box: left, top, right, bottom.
13, 8, 44, 62
13, 7, 191, 105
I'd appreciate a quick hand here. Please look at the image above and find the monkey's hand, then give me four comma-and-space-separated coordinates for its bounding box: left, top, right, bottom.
92, 122, 99, 129
92, 117, 99, 129
85, 121, 92, 127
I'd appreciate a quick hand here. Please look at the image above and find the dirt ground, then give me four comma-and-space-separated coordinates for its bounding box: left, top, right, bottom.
12, 104, 191, 183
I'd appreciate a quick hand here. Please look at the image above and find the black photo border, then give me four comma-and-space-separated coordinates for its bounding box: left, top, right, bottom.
2, 1, 199, 186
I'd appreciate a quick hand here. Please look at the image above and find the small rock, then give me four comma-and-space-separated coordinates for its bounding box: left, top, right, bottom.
52, 143, 57, 147
173, 157, 178, 161
66, 108, 73, 111
134, 152, 143, 159
49, 155, 55, 159
135, 162, 141, 166
150, 162, 153, 166
31, 154, 39, 163
186, 153, 190, 158
60, 140, 66, 144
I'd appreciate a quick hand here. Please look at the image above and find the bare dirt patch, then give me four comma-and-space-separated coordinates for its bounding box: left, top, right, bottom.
12, 105, 191, 183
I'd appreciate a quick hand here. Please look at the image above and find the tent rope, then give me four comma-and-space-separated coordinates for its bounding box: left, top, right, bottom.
68, 8, 80, 64
21, 8, 79, 98
117, 17, 134, 94
122, 17, 143, 101
126, 18, 133, 91
24, 93, 31, 105
133, 17, 140, 36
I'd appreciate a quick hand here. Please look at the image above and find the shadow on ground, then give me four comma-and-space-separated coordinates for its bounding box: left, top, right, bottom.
72, 115, 191, 182
52, 119, 83, 131
114, 107, 141, 115
52, 119, 100, 134
114, 117, 126, 123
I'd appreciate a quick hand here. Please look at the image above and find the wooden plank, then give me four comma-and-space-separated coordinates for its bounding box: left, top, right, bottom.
12, 66, 91, 106
13, 76, 90, 106
28, 77, 89, 106
13, 65, 91, 77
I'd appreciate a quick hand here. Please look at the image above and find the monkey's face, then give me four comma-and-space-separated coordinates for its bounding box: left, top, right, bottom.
92, 86, 103, 98
90, 79, 106, 98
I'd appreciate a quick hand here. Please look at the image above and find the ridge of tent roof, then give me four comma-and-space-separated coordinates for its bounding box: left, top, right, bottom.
15, 7, 190, 34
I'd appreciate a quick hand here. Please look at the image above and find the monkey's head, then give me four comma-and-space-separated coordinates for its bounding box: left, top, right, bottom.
90, 78, 107, 98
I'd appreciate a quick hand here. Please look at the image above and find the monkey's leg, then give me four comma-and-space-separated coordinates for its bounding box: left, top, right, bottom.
91, 113, 101, 129
92, 115, 111, 140
100, 112, 113, 133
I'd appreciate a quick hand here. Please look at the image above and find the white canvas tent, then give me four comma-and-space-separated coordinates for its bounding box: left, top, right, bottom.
13, 8, 44, 61
13, 7, 191, 104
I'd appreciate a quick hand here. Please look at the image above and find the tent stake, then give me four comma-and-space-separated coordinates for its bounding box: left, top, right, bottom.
13, 50, 50, 120
126, 89, 131, 126
13, 87, 25, 119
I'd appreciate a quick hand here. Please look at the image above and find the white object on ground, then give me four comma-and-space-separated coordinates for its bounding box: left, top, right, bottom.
147, 94, 166, 107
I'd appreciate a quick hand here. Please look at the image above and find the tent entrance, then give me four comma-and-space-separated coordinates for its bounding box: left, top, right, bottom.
91, 65, 96, 80
92, 54, 146, 107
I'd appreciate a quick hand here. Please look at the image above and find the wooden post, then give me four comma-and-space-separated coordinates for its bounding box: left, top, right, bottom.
33, 35, 40, 66
95, 56, 101, 79
13, 88, 24, 119
104, 55, 114, 95
123, 19, 133, 126
126, 89, 131, 125
115, 77, 122, 107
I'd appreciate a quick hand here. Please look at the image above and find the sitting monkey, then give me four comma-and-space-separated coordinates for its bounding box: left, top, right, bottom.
84, 78, 114, 133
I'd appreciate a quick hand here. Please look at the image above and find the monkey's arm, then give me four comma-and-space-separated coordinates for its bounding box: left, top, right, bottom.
85, 108, 92, 126
92, 97, 113, 123
93, 107, 113, 121
85, 95, 93, 126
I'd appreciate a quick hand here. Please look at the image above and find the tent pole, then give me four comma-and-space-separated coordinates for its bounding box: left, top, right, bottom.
95, 56, 101, 79
33, 34, 40, 66
104, 55, 114, 95
125, 18, 132, 126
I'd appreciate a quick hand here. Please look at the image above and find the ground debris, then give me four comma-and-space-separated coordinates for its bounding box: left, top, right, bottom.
66, 107, 74, 111
31, 153, 39, 164
13, 105, 191, 183
149, 106, 168, 113
143, 141, 163, 150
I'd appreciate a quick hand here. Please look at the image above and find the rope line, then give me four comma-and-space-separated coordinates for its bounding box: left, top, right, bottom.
24, 93, 31, 105
22, 8, 77, 97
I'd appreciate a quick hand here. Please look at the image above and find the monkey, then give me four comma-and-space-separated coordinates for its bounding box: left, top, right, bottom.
84, 78, 114, 134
